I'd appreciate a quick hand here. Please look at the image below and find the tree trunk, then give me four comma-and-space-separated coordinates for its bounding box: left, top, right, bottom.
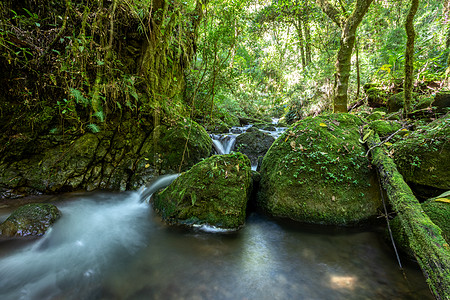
294, 17, 306, 69
302, 0, 312, 65
316, 0, 373, 113
445, 0, 450, 81
364, 128, 450, 300
404, 0, 419, 116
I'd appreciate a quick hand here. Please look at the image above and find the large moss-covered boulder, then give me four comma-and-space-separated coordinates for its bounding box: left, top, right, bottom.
153, 153, 252, 229
0, 203, 61, 238
393, 116, 450, 191
232, 129, 275, 166
258, 113, 381, 226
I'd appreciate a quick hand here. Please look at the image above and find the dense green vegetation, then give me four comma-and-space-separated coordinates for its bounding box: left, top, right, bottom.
1, 0, 448, 134
1, 1, 449, 297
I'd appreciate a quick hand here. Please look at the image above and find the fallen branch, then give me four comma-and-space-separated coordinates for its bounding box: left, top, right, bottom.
364, 125, 450, 300
364, 124, 413, 157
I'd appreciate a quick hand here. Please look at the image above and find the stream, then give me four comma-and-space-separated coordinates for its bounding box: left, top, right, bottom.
0, 124, 433, 299
0, 186, 433, 299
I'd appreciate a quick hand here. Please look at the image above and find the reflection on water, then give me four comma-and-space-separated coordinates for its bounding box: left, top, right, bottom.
0, 191, 432, 300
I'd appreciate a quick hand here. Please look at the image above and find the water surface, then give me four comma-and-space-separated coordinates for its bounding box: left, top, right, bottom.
0, 191, 432, 299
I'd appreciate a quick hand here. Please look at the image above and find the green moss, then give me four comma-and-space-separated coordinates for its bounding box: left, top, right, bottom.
258, 113, 381, 226
153, 153, 252, 229
366, 86, 388, 107
0, 203, 61, 237
393, 117, 450, 190
369, 120, 402, 138
422, 191, 450, 243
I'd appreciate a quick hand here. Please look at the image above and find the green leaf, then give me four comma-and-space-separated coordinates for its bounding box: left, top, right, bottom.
87, 123, 101, 133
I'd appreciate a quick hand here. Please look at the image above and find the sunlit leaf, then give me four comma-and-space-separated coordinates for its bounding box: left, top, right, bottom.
435, 198, 450, 204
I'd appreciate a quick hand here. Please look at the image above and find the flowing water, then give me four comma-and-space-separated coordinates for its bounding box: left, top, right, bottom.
0, 181, 433, 300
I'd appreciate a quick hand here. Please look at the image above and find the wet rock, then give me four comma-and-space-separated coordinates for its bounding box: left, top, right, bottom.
232, 129, 275, 165
153, 153, 252, 229
258, 113, 381, 226
393, 117, 450, 191
0, 203, 61, 238
0, 119, 212, 196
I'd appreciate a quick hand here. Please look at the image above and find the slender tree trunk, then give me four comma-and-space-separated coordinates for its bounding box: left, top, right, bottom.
316, 0, 373, 113
355, 37, 360, 100
294, 18, 306, 69
404, 0, 419, 116
302, 0, 312, 65
444, 0, 450, 81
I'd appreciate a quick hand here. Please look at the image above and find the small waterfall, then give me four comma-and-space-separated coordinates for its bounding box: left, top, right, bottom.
211, 134, 237, 155
139, 174, 180, 203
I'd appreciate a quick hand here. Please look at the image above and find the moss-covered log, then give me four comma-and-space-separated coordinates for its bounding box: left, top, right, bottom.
364, 126, 450, 299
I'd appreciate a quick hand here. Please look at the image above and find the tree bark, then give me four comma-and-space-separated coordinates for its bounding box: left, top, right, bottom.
302, 0, 312, 65
404, 0, 419, 116
294, 16, 306, 69
444, 0, 450, 81
364, 128, 450, 300
316, 0, 373, 113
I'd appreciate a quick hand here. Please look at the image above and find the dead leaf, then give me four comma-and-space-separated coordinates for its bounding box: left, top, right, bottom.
290, 140, 296, 150
319, 123, 327, 127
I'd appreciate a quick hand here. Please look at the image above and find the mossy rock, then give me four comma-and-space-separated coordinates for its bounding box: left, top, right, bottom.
232, 129, 275, 165
0, 203, 61, 238
422, 191, 450, 243
369, 120, 402, 138
142, 119, 212, 173
389, 191, 450, 257
153, 153, 252, 229
393, 117, 450, 190
433, 91, 450, 114
258, 113, 381, 226
366, 86, 388, 108
387, 92, 419, 113
367, 111, 386, 121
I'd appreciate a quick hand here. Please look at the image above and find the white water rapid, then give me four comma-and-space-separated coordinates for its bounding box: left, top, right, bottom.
0, 175, 180, 300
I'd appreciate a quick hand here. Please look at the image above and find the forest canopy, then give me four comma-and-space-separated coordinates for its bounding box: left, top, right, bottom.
0, 0, 448, 133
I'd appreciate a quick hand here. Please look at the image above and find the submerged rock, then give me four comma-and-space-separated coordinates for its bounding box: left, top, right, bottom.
0, 203, 61, 238
232, 129, 275, 165
153, 153, 252, 229
258, 113, 381, 226
393, 116, 450, 192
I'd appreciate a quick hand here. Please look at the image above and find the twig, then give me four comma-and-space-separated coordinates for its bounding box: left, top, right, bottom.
365, 124, 413, 157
